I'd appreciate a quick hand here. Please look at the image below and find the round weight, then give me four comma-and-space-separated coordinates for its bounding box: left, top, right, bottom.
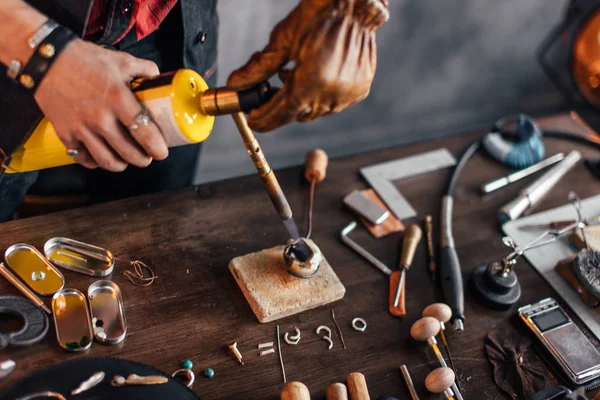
0, 296, 49, 348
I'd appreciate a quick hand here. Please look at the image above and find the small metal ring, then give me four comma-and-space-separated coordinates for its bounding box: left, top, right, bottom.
284, 327, 301, 345
352, 318, 367, 332
316, 325, 332, 337
66, 148, 80, 158
172, 368, 195, 388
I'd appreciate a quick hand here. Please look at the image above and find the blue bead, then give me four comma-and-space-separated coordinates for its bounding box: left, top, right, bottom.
204, 368, 215, 378
182, 360, 193, 370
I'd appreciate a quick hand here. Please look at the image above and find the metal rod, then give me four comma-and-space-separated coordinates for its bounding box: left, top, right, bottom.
340, 222, 393, 276
425, 215, 436, 281
481, 152, 565, 194
400, 365, 420, 400
439, 329, 460, 393
0, 263, 51, 315
232, 112, 293, 223
277, 325, 286, 383
331, 309, 347, 349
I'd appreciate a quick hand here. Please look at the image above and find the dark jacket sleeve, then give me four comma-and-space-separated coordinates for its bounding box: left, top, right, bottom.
0, 0, 91, 159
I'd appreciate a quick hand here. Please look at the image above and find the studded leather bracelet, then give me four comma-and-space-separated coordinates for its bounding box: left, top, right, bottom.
15, 23, 77, 93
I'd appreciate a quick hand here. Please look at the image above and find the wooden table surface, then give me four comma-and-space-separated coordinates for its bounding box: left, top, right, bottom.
1, 113, 599, 400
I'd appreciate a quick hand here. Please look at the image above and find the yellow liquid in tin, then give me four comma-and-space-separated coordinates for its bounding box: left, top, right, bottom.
47, 247, 111, 274
6, 248, 63, 295
53, 292, 92, 350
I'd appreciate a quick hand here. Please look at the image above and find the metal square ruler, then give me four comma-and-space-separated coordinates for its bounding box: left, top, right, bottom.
360, 148, 457, 220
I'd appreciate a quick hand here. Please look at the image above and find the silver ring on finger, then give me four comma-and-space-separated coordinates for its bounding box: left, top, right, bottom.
133, 107, 152, 129
66, 148, 80, 158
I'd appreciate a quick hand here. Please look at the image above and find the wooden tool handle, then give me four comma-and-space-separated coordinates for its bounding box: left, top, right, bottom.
281, 382, 311, 400
388, 270, 406, 317
425, 367, 455, 394
346, 372, 370, 400
305, 149, 328, 183
326, 383, 349, 400
399, 224, 422, 269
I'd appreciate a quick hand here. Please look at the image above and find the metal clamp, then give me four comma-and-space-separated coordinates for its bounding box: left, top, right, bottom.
340, 222, 393, 276
352, 318, 367, 332
284, 327, 301, 345
316, 325, 333, 350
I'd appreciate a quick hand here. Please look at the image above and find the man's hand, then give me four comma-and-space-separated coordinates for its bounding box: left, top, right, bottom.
34, 40, 169, 172
227, 0, 389, 132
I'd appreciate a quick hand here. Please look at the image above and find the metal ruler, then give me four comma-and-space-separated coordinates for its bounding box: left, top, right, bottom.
360, 148, 457, 220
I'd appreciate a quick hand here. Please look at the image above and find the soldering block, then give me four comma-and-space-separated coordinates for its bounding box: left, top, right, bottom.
229, 242, 345, 323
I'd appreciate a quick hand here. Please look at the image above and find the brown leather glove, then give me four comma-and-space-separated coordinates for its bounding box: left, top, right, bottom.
227, 0, 389, 132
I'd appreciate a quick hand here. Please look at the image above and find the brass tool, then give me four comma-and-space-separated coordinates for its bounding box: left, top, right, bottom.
281, 382, 311, 400
326, 383, 349, 400
410, 317, 463, 400
425, 368, 456, 400
400, 365, 420, 400
304, 149, 328, 238
0, 263, 51, 315
347, 372, 370, 400
389, 225, 423, 316
232, 112, 298, 239
422, 303, 459, 391
424, 215, 436, 281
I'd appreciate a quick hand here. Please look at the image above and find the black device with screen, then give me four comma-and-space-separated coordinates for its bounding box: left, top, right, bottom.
519, 297, 600, 386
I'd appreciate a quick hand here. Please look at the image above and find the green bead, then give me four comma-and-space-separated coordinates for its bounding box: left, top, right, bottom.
182, 360, 193, 370
204, 368, 215, 379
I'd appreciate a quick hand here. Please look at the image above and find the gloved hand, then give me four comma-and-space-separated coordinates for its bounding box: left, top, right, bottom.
227, 0, 389, 132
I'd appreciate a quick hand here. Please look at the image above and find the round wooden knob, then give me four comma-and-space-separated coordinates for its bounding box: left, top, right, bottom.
422, 303, 452, 324
305, 149, 328, 183
425, 367, 455, 393
326, 383, 348, 400
281, 382, 311, 400
410, 317, 441, 341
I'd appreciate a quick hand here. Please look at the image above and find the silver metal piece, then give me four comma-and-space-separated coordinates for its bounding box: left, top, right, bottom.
44, 237, 115, 277
71, 371, 105, 395
260, 348, 275, 356
66, 149, 80, 158
0, 359, 16, 379
7, 60, 22, 80
343, 190, 390, 225
88, 280, 127, 345
28, 20, 59, 49
499, 150, 582, 222
316, 325, 334, 349
340, 222, 393, 276
283, 238, 322, 278
400, 365, 420, 400
172, 369, 195, 388
481, 153, 565, 194
16, 391, 66, 400
284, 327, 301, 345
135, 108, 152, 126
441, 196, 454, 248
453, 319, 464, 332
351, 318, 367, 332
31, 271, 45, 281
393, 269, 406, 308
361, 148, 457, 219
258, 342, 274, 349
277, 325, 287, 383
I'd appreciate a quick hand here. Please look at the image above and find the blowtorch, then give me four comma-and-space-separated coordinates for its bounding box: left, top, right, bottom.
8, 69, 299, 238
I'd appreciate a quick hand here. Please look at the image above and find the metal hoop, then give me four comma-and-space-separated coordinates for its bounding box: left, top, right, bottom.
352, 318, 367, 332
172, 368, 195, 388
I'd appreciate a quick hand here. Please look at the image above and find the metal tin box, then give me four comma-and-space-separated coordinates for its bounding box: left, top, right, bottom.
5, 244, 64, 296
87, 280, 127, 345
44, 237, 114, 277
52, 288, 93, 352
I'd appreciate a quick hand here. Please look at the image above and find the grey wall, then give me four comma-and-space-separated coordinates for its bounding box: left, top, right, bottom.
195, 0, 567, 184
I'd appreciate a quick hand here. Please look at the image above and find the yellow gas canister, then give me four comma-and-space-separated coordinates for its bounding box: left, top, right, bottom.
7, 69, 274, 173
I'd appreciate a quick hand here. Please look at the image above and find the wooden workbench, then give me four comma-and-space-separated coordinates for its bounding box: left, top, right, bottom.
0, 113, 599, 399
